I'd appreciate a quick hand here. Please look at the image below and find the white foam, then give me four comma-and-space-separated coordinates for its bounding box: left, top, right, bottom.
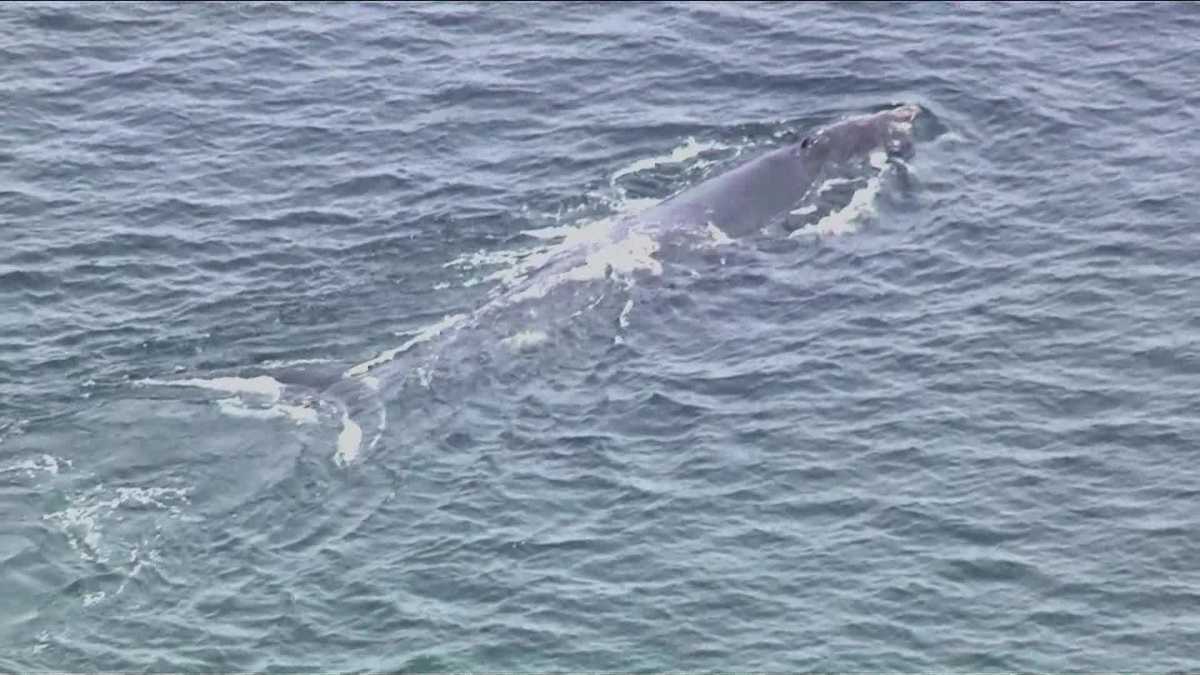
273, 403, 320, 425
442, 193, 664, 305
868, 148, 889, 170
570, 289, 609, 319
443, 245, 538, 275
485, 216, 627, 291
345, 313, 468, 377
502, 229, 662, 307
82, 591, 107, 607
138, 376, 284, 402
256, 357, 335, 369
333, 410, 363, 467
548, 199, 596, 224
45, 489, 181, 606
615, 295, 634, 346
416, 365, 434, 389
0, 418, 29, 443
501, 329, 549, 352
789, 148, 902, 239
113, 544, 158, 598
215, 398, 319, 425
520, 223, 579, 240
793, 177, 885, 239
618, 297, 635, 330
703, 223, 734, 246
816, 176, 859, 196
610, 137, 724, 186
139, 374, 323, 426
44, 485, 191, 563
1, 454, 71, 477
621, 197, 664, 216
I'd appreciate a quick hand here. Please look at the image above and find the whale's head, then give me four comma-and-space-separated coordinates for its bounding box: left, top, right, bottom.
796, 104, 920, 165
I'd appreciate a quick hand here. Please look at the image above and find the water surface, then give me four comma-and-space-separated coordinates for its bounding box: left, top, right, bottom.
2, 2, 1199, 670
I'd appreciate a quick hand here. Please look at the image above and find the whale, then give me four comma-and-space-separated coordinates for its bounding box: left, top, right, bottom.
638, 103, 919, 238
316, 103, 923, 463
142, 104, 922, 465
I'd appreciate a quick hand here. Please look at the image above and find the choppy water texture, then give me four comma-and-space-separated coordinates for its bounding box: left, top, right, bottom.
3, 2, 1200, 671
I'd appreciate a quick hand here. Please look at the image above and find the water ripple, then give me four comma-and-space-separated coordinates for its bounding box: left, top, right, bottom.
3, 1, 1200, 672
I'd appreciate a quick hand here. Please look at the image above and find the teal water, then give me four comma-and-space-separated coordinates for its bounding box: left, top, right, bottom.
3, 2, 1200, 670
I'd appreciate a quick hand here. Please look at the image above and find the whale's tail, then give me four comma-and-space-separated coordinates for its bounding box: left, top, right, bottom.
320, 376, 388, 467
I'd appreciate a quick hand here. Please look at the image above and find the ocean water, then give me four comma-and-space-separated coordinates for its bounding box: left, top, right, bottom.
3, 1, 1200, 670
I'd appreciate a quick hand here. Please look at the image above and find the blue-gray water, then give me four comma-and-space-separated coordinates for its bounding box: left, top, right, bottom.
3, 2, 1200, 671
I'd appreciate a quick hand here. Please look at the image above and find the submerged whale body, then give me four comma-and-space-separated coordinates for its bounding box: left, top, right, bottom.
148, 104, 923, 465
